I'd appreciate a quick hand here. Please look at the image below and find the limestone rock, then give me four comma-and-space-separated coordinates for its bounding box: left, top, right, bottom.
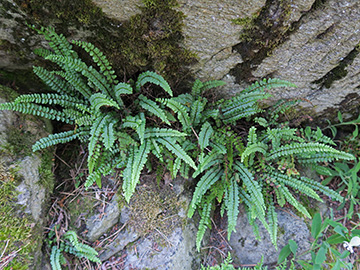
229, 206, 311, 266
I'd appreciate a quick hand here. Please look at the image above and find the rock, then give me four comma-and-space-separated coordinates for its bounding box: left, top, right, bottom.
92, 177, 201, 269
0, 85, 54, 269
229, 206, 311, 266
249, 0, 360, 114
86, 194, 120, 242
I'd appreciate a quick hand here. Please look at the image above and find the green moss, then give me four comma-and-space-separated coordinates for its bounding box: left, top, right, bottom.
118, 179, 185, 244
0, 164, 41, 269
11, 0, 196, 94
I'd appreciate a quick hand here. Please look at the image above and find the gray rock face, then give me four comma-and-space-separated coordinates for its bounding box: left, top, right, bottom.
229, 206, 311, 266
176, 0, 266, 80
250, 0, 360, 113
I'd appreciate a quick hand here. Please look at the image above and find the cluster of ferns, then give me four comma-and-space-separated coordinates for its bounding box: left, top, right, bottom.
0, 26, 354, 254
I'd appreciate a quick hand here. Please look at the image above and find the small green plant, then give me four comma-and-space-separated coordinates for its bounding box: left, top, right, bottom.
0, 26, 195, 202
278, 212, 360, 270
0, 27, 354, 255
47, 229, 100, 270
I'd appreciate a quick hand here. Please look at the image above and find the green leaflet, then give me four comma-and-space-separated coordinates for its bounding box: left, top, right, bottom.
192, 151, 223, 178
267, 203, 278, 249
72, 40, 117, 85
157, 98, 191, 131
188, 167, 223, 218
123, 142, 151, 202
267, 142, 355, 160
102, 119, 116, 150
88, 114, 110, 172
198, 122, 213, 150
135, 71, 173, 97
190, 99, 206, 126
144, 127, 187, 139
138, 95, 170, 125
234, 161, 265, 216
156, 137, 197, 170
241, 142, 268, 162
277, 185, 311, 218
267, 171, 322, 202
89, 93, 120, 111
32, 130, 89, 151
196, 201, 212, 251
225, 175, 240, 240
50, 246, 62, 270
0, 102, 73, 124
33, 66, 74, 96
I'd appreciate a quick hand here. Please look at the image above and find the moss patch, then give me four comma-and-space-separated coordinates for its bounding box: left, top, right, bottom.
120, 176, 186, 244
10, 0, 196, 94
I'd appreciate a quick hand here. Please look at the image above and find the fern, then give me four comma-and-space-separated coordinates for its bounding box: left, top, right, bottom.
50, 246, 62, 270
188, 167, 223, 218
224, 175, 240, 240
135, 71, 173, 96
72, 40, 117, 85
123, 142, 151, 202
89, 93, 120, 111
196, 201, 212, 251
198, 122, 213, 150
156, 137, 197, 170
138, 95, 170, 125
32, 129, 89, 151
157, 98, 191, 131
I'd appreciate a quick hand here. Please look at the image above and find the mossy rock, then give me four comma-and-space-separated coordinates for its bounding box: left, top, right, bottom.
0, 85, 55, 269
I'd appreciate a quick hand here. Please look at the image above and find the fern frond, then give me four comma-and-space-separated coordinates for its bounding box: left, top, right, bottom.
241, 142, 268, 163
123, 142, 151, 202
242, 78, 296, 94
157, 98, 191, 131
233, 161, 265, 216
32, 130, 88, 151
198, 122, 213, 151
33, 47, 52, 58
196, 201, 212, 251
135, 71, 173, 96
190, 99, 207, 127
172, 93, 194, 107
200, 80, 226, 93
31, 25, 75, 57
191, 79, 203, 97
156, 137, 197, 170
144, 127, 186, 139
188, 167, 223, 218
88, 114, 111, 172
192, 151, 223, 178
14, 93, 86, 108
225, 175, 240, 240
276, 185, 311, 218
300, 176, 343, 202
0, 102, 73, 124
46, 55, 112, 99
267, 171, 321, 201
138, 95, 170, 125
89, 93, 120, 111
50, 246, 62, 270
33, 66, 74, 96
220, 92, 269, 124
72, 40, 117, 84
113, 82, 133, 107
54, 70, 92, 99
63, 231, 100, 263
267, 202, 278, 248
102, 119, 116, 150
122, 114, 145, 144
267, 142, 355, 161
263, 127, 302, 149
